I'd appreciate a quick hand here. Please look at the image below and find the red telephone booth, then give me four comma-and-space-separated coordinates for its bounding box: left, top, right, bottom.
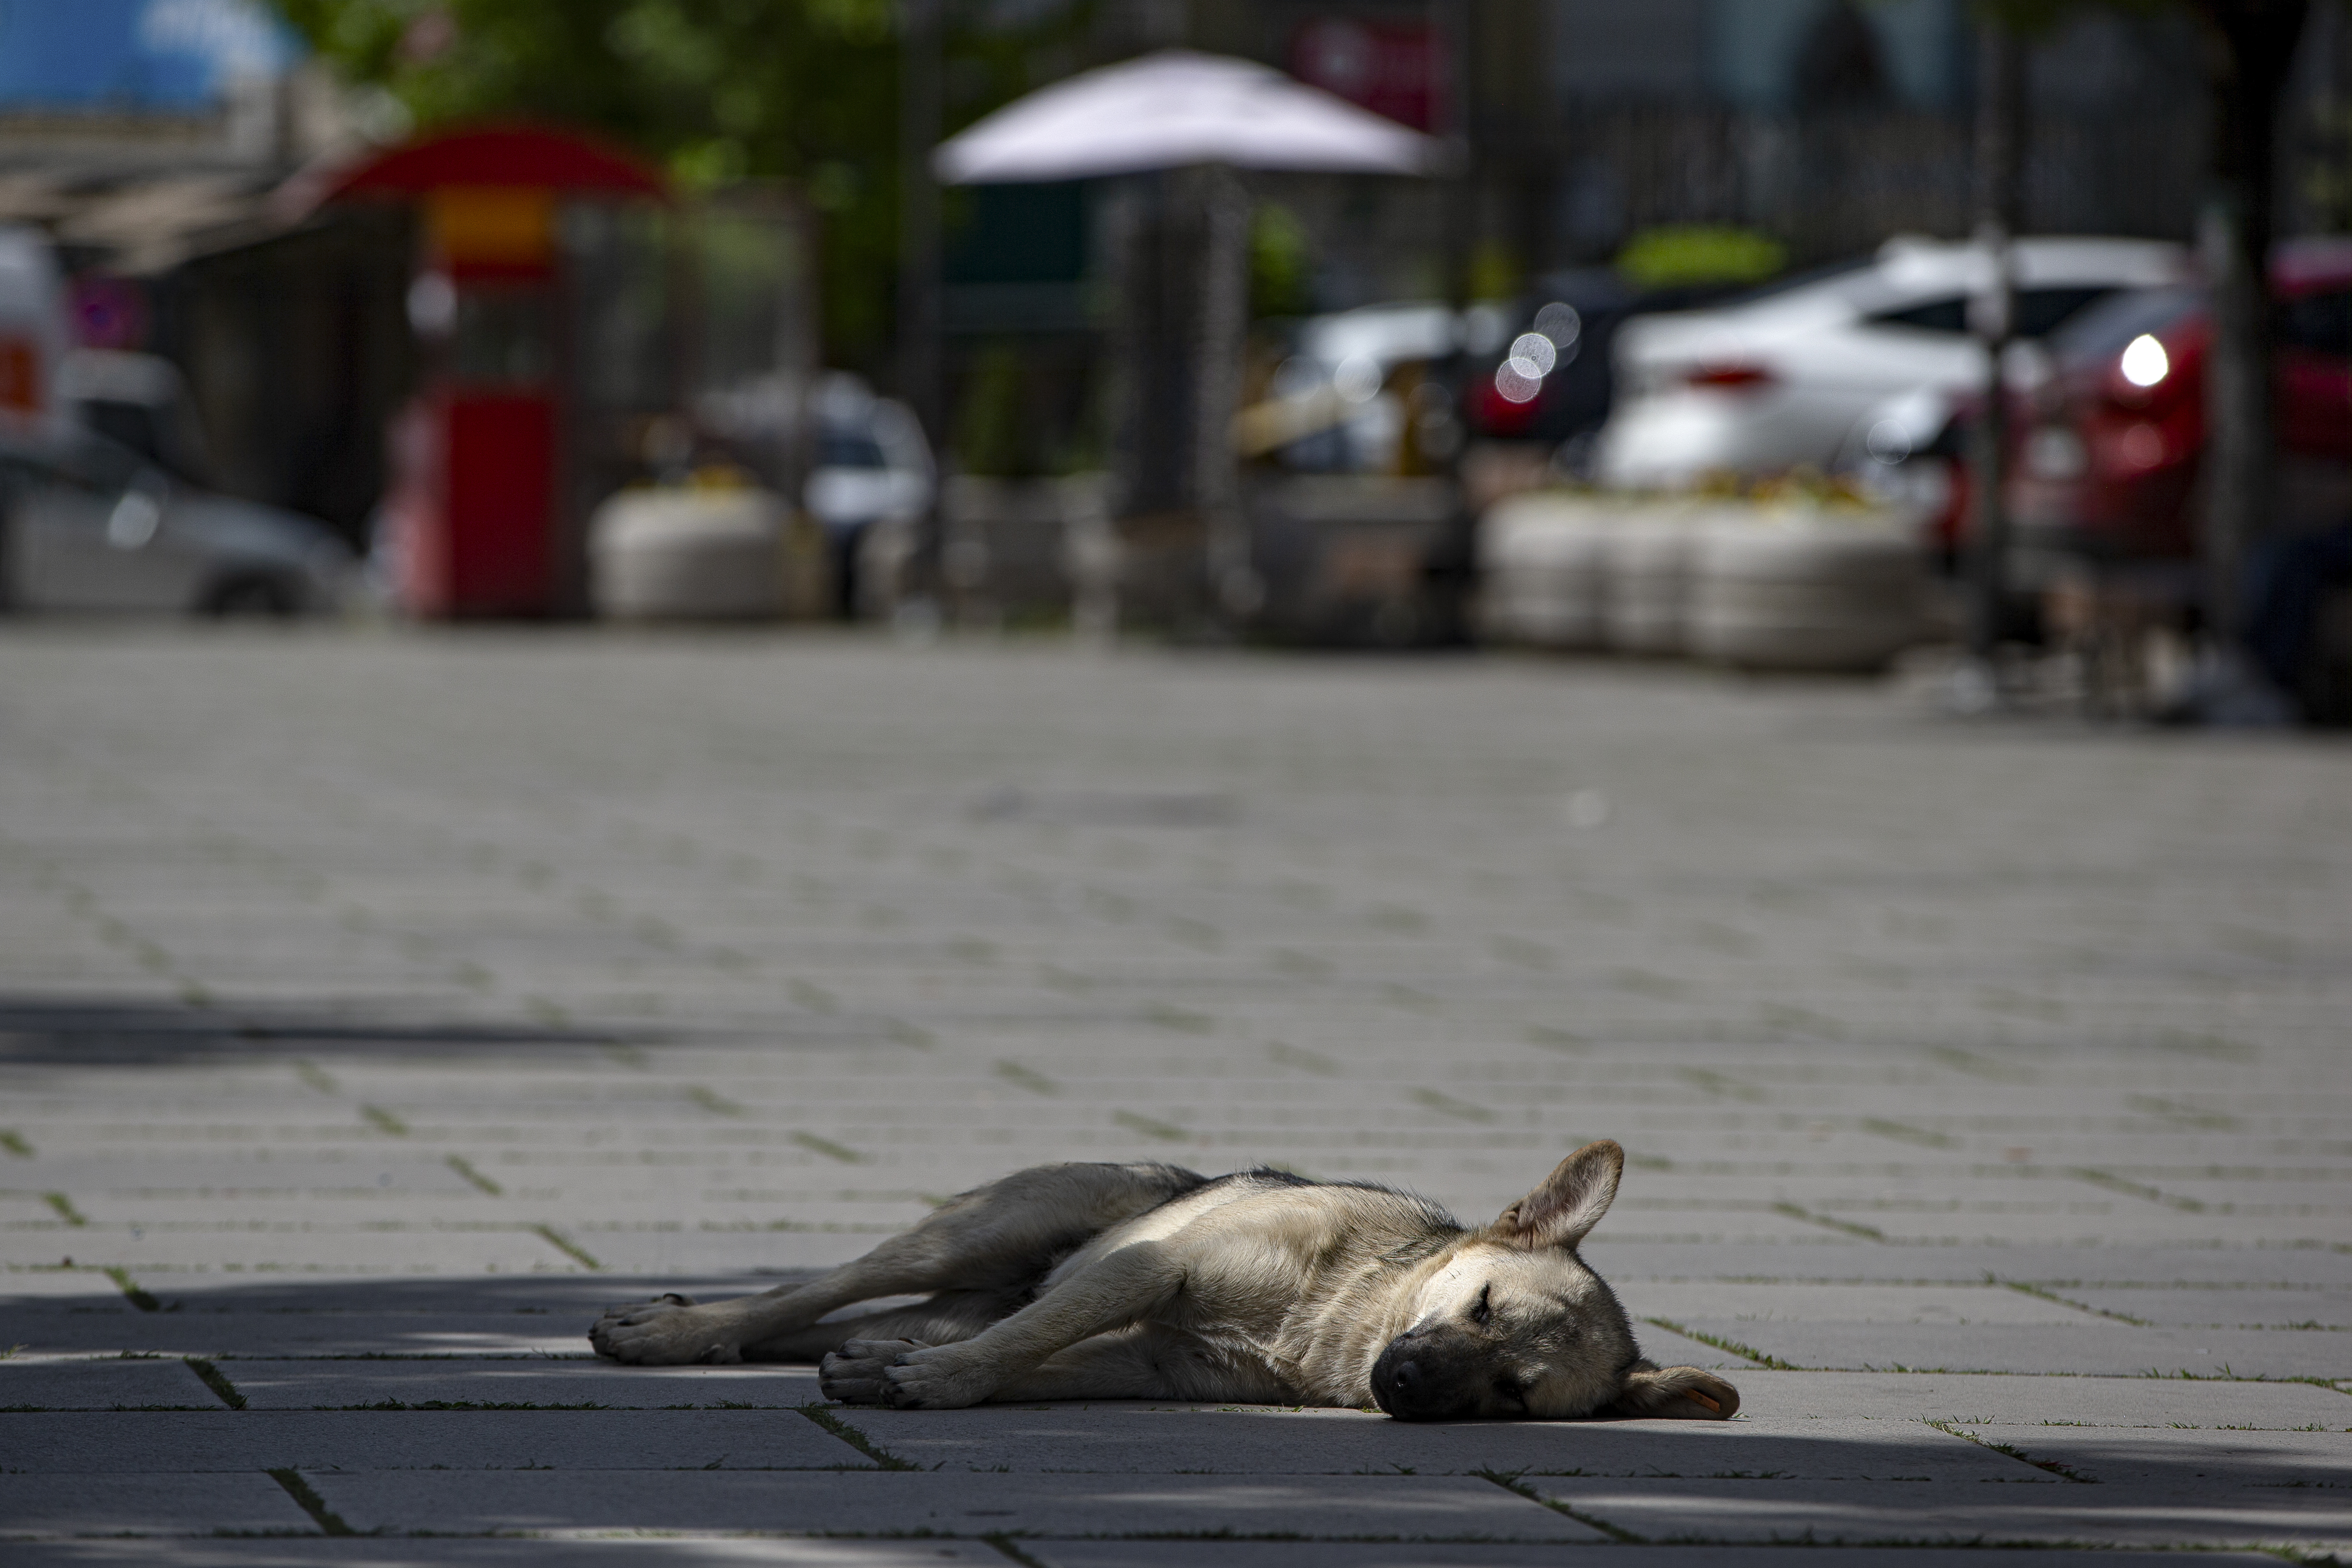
313, 126, 672, 617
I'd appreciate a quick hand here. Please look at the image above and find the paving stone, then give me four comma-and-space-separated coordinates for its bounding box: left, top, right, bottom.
0, 1357, 221, 1410
0, 1409, 870, 1472
117, 1273, 813, 1314
1530, 1474, 2352, 1549
7, 631, 2352, 1552
1617, 1281, 2101, 1326
2060, 1285, 2352, 1328
1944, 1423, 2352, 1485
839, 1403, 2023, 1480
1672, 1318, 2352, 1378
221, 1360, 824, 1409
0, 1310, 594, 1358
0, 1229, 586, 1274
1029, 1547, 2282, 1568
5, 1541, 1007, 1565
0, 1472, 314, 1537
1654, 1369, 2352, 1429
1586, 1241, 2352, 1288
0, 1271, 128, 1305
302, 1469, 1595, 1539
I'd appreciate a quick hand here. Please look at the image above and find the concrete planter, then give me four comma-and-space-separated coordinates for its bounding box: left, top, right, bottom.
1475, 491, 1611, 650
1477, 491, 1930, 670
1687, 510, 1927, 672
590, 488, 829, 621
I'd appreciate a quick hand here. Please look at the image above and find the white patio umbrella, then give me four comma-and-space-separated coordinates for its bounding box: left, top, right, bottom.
933, 49, 1443, 184
929, 51, 1444, 633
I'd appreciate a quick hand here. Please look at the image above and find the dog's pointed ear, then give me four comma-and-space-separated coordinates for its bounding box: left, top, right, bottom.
1610, 1359, 1740, 1420
1492, 1139, 1623, 1250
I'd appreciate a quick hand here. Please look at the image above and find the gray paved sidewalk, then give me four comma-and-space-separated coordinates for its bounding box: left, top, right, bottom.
0, 625, 2347, 1563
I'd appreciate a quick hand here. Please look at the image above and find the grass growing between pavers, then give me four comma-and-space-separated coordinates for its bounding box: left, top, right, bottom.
266, 1467, 356, 1535
798, 1402, 920, 1469
1475, 1470, 1643, 1542
1770, 1201, 1887, 1241
529, 1226, 602, 1270
2002, 1278, 2151, 1324
445, 1155, 502, 1195
1925, 1420, 2097, 1481
1644, 1316, 1793, 1370
185, 1357, 246, 1408
104, 1268, 159, 1312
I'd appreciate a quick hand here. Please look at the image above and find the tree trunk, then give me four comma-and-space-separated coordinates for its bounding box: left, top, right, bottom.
2186, 0, 2310, 651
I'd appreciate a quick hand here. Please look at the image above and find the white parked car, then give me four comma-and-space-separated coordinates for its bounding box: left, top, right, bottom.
1594, 235, 2187, 488
0, 424, 351, 615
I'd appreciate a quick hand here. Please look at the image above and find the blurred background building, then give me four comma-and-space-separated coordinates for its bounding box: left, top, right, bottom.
0, 0, 2346, 680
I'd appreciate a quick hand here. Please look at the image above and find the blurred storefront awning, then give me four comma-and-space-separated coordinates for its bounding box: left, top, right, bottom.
0, 167, 283, 275
932, 49, 1444, 185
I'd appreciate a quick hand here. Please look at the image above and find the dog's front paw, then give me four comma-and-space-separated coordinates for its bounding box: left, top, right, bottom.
589, 1294, 743, 1365
821, 1337, 919, 1405
880, 1343, 995, 1410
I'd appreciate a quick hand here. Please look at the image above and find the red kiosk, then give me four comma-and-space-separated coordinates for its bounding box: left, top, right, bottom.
312, 126, 674, 617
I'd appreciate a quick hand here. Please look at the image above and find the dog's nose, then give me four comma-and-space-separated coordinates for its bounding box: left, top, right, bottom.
1371, 1338, 1437, 1418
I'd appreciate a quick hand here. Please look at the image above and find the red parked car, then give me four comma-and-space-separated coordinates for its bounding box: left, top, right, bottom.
2009, 238, 2352, 562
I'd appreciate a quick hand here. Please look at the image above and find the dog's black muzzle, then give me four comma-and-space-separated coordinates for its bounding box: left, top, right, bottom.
1369, 1326, 1483, 1421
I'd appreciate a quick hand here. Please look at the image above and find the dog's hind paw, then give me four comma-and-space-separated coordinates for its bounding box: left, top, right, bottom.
821, 1337, 918, 1405
588, 1294, 742, 1364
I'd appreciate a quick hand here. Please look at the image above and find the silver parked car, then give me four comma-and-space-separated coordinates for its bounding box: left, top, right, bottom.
0, 423, 352, 615
1595, 236, 2188, 488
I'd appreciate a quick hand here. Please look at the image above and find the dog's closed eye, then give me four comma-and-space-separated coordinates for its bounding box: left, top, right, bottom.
1469, 1284, 1493, 1326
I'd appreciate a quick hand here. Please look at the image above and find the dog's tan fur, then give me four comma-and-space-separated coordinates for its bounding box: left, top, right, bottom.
589, 1139, 1737, 1421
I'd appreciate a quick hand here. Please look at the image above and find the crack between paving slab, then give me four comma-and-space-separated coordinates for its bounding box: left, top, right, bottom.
1475, 1469, 1644, 1542
1925, 1419, 2096, 1482
359, 1104, 408, 1136
445, 1154, 503, 1196
2066, 1166, 2206, 1212
265, 1468, 357, 1535
791, 1131, 868, 1164
529, 1224, 602, 1270
104, 1266, 160, 1312
1770, 1201, 1886, 1241
186, 1357, 247, 1409
1643, 1316, 1793, 1370
798, 1402, 920, 1469
1997, 1277, 2151, 1325
983, 1535, 1048, 1567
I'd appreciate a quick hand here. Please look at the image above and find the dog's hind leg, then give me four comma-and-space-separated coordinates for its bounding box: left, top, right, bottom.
821, 1326, 1172, 1405
591, 1161, 1204, 1365
823, 1239, 1186, 1408
739, 1288, 1025, 1363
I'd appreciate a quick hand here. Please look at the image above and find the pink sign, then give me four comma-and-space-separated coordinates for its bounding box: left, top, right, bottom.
1289, 17, 1444, 133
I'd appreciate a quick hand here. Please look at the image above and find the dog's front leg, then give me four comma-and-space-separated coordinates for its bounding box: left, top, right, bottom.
826, 1243, 1181, 1409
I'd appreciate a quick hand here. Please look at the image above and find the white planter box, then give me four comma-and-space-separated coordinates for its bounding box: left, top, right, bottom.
1478, 491, 1929, 670
591, 488, 815, 621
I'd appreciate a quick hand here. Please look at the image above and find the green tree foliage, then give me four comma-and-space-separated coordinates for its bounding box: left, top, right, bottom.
273, 1, 1084, 371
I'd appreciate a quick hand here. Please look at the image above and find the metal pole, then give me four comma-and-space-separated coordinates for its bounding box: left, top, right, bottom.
898, 0, 943, 622
1197, 164, 1257, 629
1432, 0, 1476, 643
1962, 20, 2024, 692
